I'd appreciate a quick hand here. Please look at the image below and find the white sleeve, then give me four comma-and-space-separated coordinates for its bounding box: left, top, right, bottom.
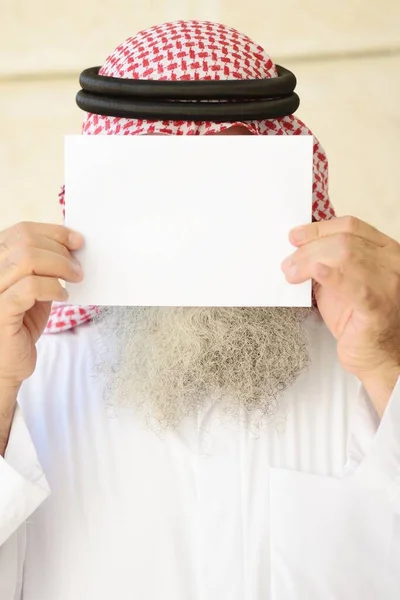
270, 376, 400, 599
0, 404, 51, 599
340, 377, 400, 596
349, 375, 400, 499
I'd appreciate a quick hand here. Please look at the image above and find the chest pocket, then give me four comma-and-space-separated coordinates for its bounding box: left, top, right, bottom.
269, 468, 400, 600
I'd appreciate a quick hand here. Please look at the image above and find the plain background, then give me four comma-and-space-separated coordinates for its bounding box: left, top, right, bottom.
1, 0, 399, 237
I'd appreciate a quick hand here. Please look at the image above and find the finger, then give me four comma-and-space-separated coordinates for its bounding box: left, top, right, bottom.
0, 222, 84, 252
0, 227, 80, 263
289, 216, 393, 249
282, 233, 400, 284
308, 263, 387, 311
0, 276, 69, 321
31, 235, 77, 260
0, 247, 83, 295
1, 232, 76, 262
281, 233, 376, 283
283, 257, 378, 311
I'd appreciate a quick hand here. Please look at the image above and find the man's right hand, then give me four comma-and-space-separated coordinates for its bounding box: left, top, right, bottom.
0, 222, 84, 389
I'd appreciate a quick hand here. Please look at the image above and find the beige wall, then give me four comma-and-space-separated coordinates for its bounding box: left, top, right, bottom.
1, 1, 400, 237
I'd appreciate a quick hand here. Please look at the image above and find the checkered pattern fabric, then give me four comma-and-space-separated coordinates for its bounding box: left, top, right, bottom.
45, 20, 334, 334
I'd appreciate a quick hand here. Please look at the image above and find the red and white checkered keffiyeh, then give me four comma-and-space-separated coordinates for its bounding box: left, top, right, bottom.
45, 19, 334, 334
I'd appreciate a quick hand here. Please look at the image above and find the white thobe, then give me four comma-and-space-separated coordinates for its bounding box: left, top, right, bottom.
0, 312, 399, 599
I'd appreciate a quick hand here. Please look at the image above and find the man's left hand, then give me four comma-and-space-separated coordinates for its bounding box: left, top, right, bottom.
281, 216, 400, 416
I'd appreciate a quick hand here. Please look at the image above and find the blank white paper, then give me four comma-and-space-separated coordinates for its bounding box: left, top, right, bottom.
64, 135, 313, 307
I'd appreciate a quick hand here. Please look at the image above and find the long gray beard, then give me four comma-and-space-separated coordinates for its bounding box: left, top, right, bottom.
94, 307, 312, 430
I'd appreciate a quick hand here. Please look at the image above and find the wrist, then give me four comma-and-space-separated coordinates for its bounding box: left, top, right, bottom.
0, 380, 21, 406
359, 364, 400, 418
0, 383, 20, 456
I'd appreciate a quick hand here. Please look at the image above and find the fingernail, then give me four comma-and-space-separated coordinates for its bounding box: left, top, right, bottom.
291, 227, 307, 243
68, 232, 83, 248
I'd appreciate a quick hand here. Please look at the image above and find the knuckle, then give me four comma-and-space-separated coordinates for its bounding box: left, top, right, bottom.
358, 284, 377, 309
0, 254, 18, 279
6, 292, 22, 311
23, 275, 38, 298
0, 248, 35, 282
14, 221, 30, 236
52, 255, 71, 279
337, 233, 354, 260
17, 247, 37, 271
14, 222, 35, 247
53, 227, 68, 245
341, 215, 360, 234
294, 246, 306, 262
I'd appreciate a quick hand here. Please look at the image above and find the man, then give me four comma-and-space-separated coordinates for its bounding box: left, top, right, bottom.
0, 20, 399, 600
